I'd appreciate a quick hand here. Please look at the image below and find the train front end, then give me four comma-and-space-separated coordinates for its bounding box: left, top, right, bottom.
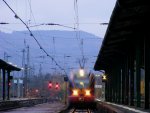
68, 69, 95, 108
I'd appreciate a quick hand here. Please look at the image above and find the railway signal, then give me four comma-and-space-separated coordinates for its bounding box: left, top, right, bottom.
55, 82, 59, 89
48, 81, 52, 88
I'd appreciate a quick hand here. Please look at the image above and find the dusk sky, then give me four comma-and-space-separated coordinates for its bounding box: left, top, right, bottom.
0, 0, 116, 37
0, 0, 117, 75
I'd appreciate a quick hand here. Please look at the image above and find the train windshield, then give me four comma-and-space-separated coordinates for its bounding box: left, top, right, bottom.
74, 79, 89, 88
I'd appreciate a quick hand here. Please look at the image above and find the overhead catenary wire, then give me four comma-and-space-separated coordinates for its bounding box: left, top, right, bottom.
74, 0, 86, 68
2, 0, 40, 46
25, 0, 76, 71
2, 0, 67, 75
26, 0, 51, 54
27, 0, 32, 21
24, 0, 76, 30
1, 22, 108, 25
29, 23, 76, 30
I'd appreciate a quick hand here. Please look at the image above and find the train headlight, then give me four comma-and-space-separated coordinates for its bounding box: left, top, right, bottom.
79, 69, 84, 77
85, 89, 91, 96
72, 89, 78, 96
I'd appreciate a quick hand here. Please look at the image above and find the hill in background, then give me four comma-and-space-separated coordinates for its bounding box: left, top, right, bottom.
0, 30, 102, 76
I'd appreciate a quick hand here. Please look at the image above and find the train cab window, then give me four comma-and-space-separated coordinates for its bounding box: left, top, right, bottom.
74, 79, 89, 89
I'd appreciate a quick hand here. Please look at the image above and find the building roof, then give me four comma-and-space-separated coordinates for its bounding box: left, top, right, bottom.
0, 59, 21, 71
94, 0, 150, 70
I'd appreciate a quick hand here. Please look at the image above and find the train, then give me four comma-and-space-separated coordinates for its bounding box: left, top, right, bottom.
67, 69, 96, 108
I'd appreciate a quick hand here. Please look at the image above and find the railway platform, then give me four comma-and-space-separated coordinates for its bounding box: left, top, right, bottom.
96, 99, 150, 113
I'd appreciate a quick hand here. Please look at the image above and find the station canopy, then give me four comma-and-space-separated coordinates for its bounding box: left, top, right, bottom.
0, 59, 21, 71
94, 0, 149, 70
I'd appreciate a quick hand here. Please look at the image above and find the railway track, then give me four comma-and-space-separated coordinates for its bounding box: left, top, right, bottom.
68, 108, 94, 113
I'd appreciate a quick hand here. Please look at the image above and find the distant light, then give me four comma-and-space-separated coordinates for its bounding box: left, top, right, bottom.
55, 82, 59, 89
79, 69, 84, 77
21, 68, 24, 70
103, 75, 107, 80
9, 82, 11, 86
35, 89, 39, 93
48, 81, 52, 88
102, 74, 107, 82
